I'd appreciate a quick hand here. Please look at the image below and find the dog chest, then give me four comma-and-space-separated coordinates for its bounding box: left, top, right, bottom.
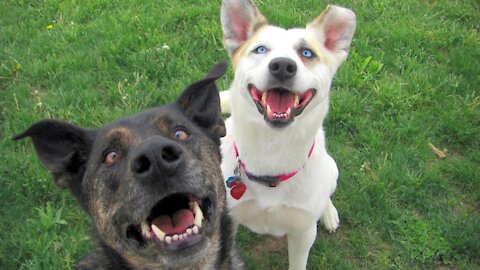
231, 200, 316, 236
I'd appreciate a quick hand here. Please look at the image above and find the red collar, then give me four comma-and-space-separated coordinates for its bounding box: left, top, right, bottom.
233, 140, 315, 187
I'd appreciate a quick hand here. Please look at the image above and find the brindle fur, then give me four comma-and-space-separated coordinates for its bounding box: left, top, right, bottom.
13, 62, 244, 270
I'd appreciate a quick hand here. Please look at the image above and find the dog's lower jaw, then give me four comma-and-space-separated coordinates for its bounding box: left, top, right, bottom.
111, 223, 219, 269
247, 84, 317, 128
100, 193, 219, 268
123, 243, 211, 270
122, 211, 242, 270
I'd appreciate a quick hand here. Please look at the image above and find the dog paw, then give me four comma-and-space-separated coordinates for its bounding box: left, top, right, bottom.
320, 201, 340, 233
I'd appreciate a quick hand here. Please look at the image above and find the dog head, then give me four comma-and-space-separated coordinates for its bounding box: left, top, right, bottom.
221, 0, 356, 128
13, 63, 230, 268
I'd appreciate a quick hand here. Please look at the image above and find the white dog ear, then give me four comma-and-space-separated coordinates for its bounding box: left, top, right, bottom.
307, 5, 356, 62
221, 0, 267, 56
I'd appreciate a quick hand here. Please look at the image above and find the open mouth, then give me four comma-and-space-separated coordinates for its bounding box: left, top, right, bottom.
126, 193, 212, 251
248, 84, 316, 127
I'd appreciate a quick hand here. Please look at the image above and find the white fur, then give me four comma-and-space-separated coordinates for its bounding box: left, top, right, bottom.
220, 2, 355, 269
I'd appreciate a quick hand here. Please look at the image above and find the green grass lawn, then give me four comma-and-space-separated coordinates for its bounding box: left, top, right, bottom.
1, 0, 479, 269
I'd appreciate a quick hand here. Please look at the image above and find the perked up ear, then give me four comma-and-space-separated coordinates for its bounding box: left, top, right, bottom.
307, 5, 356, 62
221, 0, 268, 56
12, 120, 94, 195
176, 61, 228, 142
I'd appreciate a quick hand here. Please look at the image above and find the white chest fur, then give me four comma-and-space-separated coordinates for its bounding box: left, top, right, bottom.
221, 118, 339, 237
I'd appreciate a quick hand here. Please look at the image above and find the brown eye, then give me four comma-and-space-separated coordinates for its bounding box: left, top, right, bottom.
174, 129, 189, 140
104, 151, 119, 164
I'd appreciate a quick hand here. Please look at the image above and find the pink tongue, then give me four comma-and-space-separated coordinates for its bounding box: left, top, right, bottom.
152, 209, 194, 235
267, 91, 295, 113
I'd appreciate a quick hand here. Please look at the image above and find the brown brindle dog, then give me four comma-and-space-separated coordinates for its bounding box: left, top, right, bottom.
13, 62, 244, 270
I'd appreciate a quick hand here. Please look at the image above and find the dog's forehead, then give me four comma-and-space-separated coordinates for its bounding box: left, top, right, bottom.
96, 107, 188, 142
254, 26, 320, 49
236, 25, 327, 69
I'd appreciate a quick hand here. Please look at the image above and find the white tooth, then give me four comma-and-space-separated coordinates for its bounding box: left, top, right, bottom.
266, 105, 272, 116
192, 225, 199, 234
191, 201, 201, 215
179, 234, 184, 241
142, 222, 152, 239
172, 234, 179, 241
151, 224, 165, 241
165, 236, 172, 244
286, 107, 291, 116
194, 207, 204, 227
261, 92, 267, 106
187, 228, 193, 235
183, 233, 188, 239
294, 94, 299, 108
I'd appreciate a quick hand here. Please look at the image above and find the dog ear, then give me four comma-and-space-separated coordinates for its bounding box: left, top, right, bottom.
221, 0, 268, 56
12, 119, 94, 195
307, 5, 356, 63
176, 62, 228, 142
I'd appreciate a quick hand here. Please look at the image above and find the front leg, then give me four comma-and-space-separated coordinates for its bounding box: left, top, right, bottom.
287, 224, 317, 270
320, 198, 340, 233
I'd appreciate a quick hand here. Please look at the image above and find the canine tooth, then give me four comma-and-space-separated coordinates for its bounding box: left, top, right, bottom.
172, 234, 179, 241
151, 224, 165, 241
294, 94, 300, 108
266, 105, 273, 117
190, 201, 204, 227
165, 236, 172, 244
286, 107, 291, 116
194, 207, 204, 227
261, 91, 267, 106
141, 222, 152, 239
190, 201, 201, 215
192, 225, 199, 234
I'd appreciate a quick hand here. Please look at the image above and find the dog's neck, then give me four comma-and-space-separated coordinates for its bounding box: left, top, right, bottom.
228, 88, 330, 175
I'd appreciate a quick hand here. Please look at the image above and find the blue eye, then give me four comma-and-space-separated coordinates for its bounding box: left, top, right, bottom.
254, 46, 268, 54
302, 49, 315, 59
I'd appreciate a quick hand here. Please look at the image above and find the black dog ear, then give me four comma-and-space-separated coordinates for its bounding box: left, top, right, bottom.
176, 62, 228, 141
12, 119, 94, 195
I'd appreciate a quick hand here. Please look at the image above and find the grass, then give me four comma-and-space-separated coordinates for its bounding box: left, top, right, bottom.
1, 0, 479, 269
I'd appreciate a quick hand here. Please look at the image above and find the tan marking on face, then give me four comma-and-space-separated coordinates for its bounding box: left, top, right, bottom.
106, 127, 138, 147
304, 5, 339, 72
94, 200, 121, 229
303, 34, 333, 71
154, 116, 172, 136
89, 197, 124, 252
231, 25, 268, 69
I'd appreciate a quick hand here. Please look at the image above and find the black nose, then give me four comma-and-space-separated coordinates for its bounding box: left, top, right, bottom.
269, 57, 297, 82
131, 138, 183, 179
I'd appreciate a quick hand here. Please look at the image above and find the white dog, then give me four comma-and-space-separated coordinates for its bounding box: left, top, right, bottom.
219, 1, 356, 269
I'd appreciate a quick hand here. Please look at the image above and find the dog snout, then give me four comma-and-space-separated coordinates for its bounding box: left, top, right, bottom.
269, 57, 297, 82
131, 138, 184, 179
